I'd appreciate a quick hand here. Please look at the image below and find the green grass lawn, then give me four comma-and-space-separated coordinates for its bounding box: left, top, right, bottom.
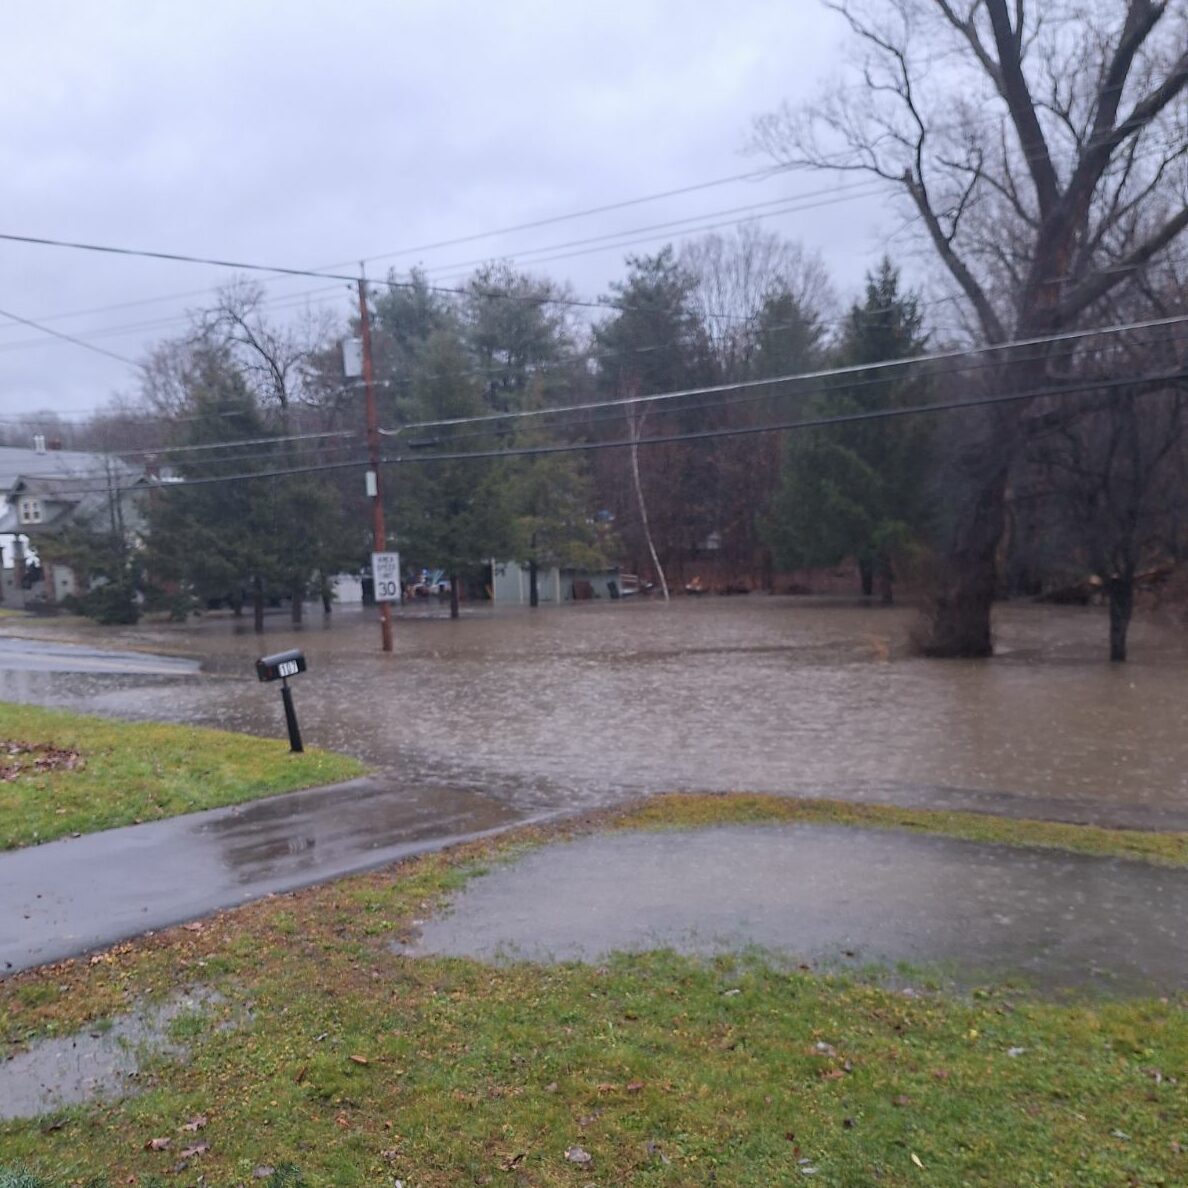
0, 702, 366, 849
1, 796, 1185, 1186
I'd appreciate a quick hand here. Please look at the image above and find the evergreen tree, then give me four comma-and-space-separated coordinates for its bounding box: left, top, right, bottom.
391, 329, 516, 617
765, 259, 932, 601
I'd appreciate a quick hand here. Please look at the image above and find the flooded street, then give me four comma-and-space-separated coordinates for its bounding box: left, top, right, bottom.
2, 597, 1187, 826
2, 594, 1188, 826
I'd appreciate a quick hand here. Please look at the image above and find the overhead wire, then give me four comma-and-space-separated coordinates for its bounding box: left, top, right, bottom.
380, 312, 1188, 435
49, 365, 1183, 498
44, 311, 1188, 492
30, 311, 1188, 478
383, 326, 1188, 453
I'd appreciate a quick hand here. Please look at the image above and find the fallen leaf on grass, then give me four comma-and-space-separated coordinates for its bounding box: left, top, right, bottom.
180, 1115, 207, 1132
349, 1054, 370, 1065
893, 1095, 913, 1107
499, 1151, 527, 1171
644, 1140, 671, 1166
180, 1142, 210, 1158
626, 1081, 645, 1093
565, 1145, 593, 1165
911, 1152, 924, 1169
144, 1137, 171, 1151
252, 1168, 275, 1180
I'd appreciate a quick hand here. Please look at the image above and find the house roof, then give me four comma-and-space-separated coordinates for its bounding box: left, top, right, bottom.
0, 446, 137, 491
0, 447, 145, 535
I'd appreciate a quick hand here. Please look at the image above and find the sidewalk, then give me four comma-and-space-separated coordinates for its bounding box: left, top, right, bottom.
0, 776, 536, 976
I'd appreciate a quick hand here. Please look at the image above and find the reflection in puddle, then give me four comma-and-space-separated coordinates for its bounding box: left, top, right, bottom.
0, 988, 226, 1120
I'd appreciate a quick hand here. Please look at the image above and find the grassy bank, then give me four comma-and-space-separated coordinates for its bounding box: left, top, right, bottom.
619, 792, 1188, 867
0, 702, 366, 849
2, 798, 1185, 1186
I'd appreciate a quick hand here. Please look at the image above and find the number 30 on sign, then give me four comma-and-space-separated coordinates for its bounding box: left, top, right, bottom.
371, 552, 401, 603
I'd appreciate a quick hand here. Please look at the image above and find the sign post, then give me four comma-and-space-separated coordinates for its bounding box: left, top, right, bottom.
371, 551, 401, 604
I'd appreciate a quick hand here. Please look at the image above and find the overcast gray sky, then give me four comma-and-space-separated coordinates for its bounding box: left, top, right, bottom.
0, 1, 900, 423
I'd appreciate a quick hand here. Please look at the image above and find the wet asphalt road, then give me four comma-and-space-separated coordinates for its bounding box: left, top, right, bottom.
0, 775, 535, 975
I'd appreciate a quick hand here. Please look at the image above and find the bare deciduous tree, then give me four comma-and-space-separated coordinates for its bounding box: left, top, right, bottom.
755, 0, 1188, 655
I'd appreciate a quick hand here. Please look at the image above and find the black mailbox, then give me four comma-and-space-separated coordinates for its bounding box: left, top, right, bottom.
256, 649, 307, 683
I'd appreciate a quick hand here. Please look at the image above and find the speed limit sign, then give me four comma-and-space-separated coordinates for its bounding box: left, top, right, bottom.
371, 552, 401, 603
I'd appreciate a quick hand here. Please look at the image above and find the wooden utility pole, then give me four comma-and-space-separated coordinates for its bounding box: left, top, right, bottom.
358, 274, 393, 653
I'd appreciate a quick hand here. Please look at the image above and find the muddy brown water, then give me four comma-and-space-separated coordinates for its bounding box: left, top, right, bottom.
2, 598, 1187, 826
3, 600, 1184, 1117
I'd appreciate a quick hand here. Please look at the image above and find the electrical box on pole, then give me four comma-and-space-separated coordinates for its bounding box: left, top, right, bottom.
342, 338, 364, 379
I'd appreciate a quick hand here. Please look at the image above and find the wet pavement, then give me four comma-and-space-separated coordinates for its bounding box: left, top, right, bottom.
0, 636, 199, 676
2, 598, 1187, 828
0, 776, 532, 975
402, 823, 1188, 995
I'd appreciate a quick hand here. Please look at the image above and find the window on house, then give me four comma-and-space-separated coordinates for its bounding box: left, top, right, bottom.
18, 498, 42, 525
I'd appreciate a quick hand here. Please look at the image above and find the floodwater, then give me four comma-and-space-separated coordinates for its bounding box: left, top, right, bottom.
0, 988, 222, 1120
403, 823, 1188, 995
2, 598, 1186, 828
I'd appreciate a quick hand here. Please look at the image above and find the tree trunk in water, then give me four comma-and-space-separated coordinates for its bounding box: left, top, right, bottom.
253, 577, 265, 634
1107, 577, 1134, 663
449, 573, 460, 619
528, 557, 539, 608
877, 555, 894, 605
921, 451, 1012, 658
320, 573, 332, 615
291, 586, 303, 624
858, 557, 874, 598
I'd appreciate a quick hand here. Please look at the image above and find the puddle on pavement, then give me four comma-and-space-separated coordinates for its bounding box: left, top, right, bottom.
0, 988, 224, 1121
400, 824, 1188, 995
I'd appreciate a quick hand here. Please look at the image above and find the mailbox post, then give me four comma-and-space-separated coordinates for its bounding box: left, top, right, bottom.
255, 649, 307, 753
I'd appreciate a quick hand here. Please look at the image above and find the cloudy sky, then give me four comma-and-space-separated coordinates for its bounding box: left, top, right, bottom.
0, 1, 903, 422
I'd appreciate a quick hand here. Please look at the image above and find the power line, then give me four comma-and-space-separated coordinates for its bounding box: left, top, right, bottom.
118, 428, 358, 458
0, 167, 798, 340
386, 326, 1188, 452
418, 182, 882, 283
57, 365, 1175, 497
0, 305, 141, 369
347, 165, 798, 269
380, 312, 1188, 436
386, 370, 1188, 466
